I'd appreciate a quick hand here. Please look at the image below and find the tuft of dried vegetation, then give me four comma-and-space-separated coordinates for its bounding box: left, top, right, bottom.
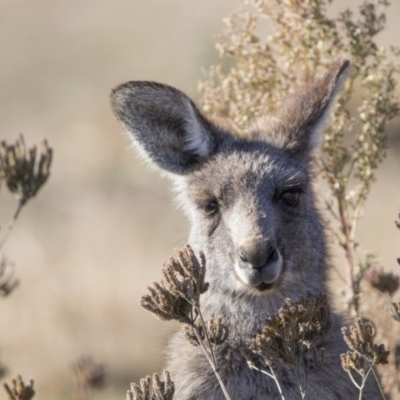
0, 135, 53, 399
127, 371, 175, 400
341, 318, 389, 399
3, 376, 35, 400
242, 294, 332, 399
71, 356, 107, 400
141, 245, 208, 323
0, 134, 52, 248
365, 266, 399, 297
141, 245, 231, 400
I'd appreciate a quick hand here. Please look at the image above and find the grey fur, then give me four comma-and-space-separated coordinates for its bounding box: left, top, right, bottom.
111, 60, 380, 399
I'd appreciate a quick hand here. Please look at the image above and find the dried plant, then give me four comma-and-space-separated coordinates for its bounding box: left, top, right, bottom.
0, 253, 19, 296
141, 245, 231, 400
341, 318, 389, 399
3, 376, 35, 400
365, 266, 399, 297
181, 316, 229, 346
242, 293, 332, 399
0, 135, 52, 205
71, 356, 106, 400
127, 371, 175, 400
198, 0, 399, 318
0, 135, 53, 249
141, 245, 208, 323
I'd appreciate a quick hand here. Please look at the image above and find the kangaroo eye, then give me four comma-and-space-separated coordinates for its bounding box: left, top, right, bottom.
203, 200, 219, 216
280, 190, 301, 206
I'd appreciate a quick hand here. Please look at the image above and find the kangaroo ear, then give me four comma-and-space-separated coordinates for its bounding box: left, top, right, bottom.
111, 81, 219, 174
253, 60, 350, 161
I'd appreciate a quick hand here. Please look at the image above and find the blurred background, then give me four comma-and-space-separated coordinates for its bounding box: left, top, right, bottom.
0, 0, 398, 398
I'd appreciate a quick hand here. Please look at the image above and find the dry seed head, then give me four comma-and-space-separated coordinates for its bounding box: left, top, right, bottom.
181, 323, 205, 346
340, 351, 365, 373
0, 135, 52, 205
207, 316, 229, 345
127, 371, 174, 400
341, 318, 390, 367
180, 316, 229, 346
3, 375, 35, 400
71, 356, 106, 389
128, 376, 151, 400
141, 281, 191, 323
141, 245, 209, 323
246, 293, 332, 370
365, 266, 400, 296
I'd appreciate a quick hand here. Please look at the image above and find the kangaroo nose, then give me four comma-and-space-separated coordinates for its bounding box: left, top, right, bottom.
238, 242, 278, 270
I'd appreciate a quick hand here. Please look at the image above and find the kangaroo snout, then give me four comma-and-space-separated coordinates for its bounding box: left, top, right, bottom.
238, 241, 278, 270
235, 239, 283, 291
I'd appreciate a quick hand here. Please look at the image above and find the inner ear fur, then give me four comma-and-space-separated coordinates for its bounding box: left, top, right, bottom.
110, 81, 221, 175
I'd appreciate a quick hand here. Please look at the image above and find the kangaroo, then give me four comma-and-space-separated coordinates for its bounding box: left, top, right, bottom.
111, 60, 380, 399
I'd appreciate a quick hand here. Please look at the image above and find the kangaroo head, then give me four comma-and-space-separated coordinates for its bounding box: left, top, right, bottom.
111, 60, 349, 299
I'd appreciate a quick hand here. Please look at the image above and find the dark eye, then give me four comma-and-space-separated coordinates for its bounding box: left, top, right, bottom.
203, 200, 219, 216
280, 190, 302, 206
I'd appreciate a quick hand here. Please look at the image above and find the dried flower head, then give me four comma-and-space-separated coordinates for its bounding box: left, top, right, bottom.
0, 254, 19, 296
340, 350, 365, 372
127, 371, 174, 400
244, 293, 332, 370
71, 356, 106, 389
0, 135, 52, 205
181, 323, 203, 346
365, 266, 400, 296
141, 245, 208, 323
3, 376, 35, 400
341, 318, 389, 367
181, 316, 229, 346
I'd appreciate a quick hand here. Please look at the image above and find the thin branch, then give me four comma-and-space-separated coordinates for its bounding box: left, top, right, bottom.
192, 327, 232, 400
358, 367, 373, 400
0, 201, 24, 250
247, 363, 286, 400
195, 306, 218, 368
370, 366, 387, 400
346, 370, 361, 390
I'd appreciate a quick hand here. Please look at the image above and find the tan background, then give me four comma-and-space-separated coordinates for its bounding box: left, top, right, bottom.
0, 0, 399, 398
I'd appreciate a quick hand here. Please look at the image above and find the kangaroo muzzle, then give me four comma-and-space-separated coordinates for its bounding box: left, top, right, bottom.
235, 239, 283, 291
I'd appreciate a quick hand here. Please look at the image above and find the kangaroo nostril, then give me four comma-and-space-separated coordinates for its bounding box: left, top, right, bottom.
265, 246, 279, 265
239, 252, 248, 263
238, 243, 279, 270
266, 245, 276, 260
